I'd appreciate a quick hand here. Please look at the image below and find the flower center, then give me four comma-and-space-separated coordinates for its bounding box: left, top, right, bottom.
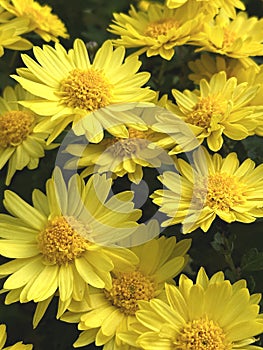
223, 29, 237, 48
185, 96, 225, 129
194, 173, 246, 211
106, 128, 149, 157
0, 110, 35, 148
58, 68, 113, 111
104, 270, 155, 315
38, 216, 92, 265
144, 18, 179, 38
174, 316, 232, 350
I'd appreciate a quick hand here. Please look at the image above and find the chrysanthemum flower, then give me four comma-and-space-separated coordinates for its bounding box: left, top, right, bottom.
11, 39, 155, 144
61, 233, 192, 350
191, 11, 263, 65
121, 267, 263, 350
0, 0, 69, 42
0, 17, 32, 56
108, 3, 204, 60
151, 147, 263, 233
0, 168, 141, 327
64, 126, 174, 184
166, 0, 245, 18
166, 71, 259, 152
0, 84, 57, 185
188, 56, 263, 137
0, 324, 33, 350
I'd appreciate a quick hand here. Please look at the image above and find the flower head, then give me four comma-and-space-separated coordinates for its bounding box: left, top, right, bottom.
65, 125, 173, 184
0, 168, 141, 327
0, 84, 57, 185
0, 324, 33, 350
108, 3, 204, 60
191, 11, 263, 64
151, 147, 263, 233
124, 267, 263, 350
0, 0, 69, 42
188, 53, 259, 85
162, 71, 260, 152
11, 39, 155, 143
61, 232, 191, 350
188, 55, 263, 137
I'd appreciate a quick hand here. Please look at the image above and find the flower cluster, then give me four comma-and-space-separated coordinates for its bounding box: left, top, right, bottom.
0, 0, 262, 349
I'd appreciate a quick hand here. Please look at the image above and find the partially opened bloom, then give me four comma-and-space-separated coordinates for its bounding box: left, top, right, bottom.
191, 11, 263, 66
0, 17, 32, 56
151, 147, 263, 233
0, 168, 141, 327
0, 84, 57, 185
0, 324, 33, 350
65, 126, 174, 184
188, 53, 259, 85
0, 0, 69, 42
108, 3, 204, 60
123, 267, 263, 350
166, 0, 245, 18
61, 233, 192, 350
11, 39, 155, 144
167, 71, 259, 152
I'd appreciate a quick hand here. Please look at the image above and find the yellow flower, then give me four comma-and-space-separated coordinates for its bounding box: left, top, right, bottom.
0, 324, 33, 350
108, 3, 204, 60
0, 16, 32, 56
0, 168, 141, 328
165, 71, 259, 152
65, 126, 174, 184
188, 53, 259, 85
191, 11, 263, 65
11, 39, 155, 144
61, 233, 192, 350
0, 84, 57, 186
188, 56, 263, 137
123, 267, 263, 350
0, 0, 69, 42
166, 0, 245, 18
151, 147, 263, 233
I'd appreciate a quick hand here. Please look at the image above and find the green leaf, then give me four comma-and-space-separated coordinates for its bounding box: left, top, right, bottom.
241, 248, 263, 272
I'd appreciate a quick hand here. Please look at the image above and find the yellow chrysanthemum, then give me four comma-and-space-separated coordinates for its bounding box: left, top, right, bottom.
0, 168, 141, 328
191, 11, 263, 65
166, 0, 245, 18
188, 53, 261, 85
11, 39, 155, 144
188, 55, 263, 137
0, 324, 33, 350
0, 16, 32, 56
151, 147, 263, 233
65, 125, 174, 184
0, 0, 69, 42
61, 233, 192, 350
162, 71, 260, 152
0, 84, 57, 185
120, 267, 263, 350
108, 3, 204, 60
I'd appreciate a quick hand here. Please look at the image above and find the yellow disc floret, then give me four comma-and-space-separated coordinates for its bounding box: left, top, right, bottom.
105, 270, 155, 315
144, 18, 179, 38
206, 173, 246, 211
0, 110, 35, 148
174, 316, 232, 350
186, 96, 225, 129
58, 68, 113, 111
38, 216, 91, 265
